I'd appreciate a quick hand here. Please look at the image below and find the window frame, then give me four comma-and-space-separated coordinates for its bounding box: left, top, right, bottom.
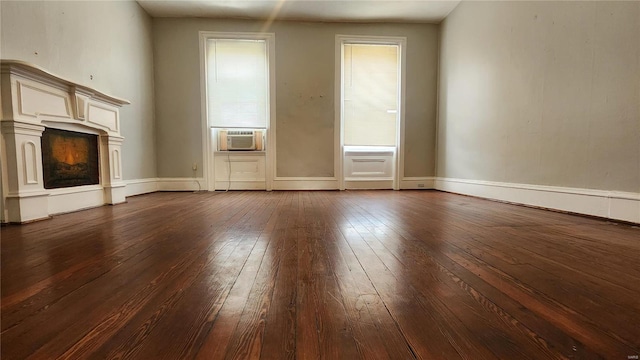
199, 31, 276, 191
335, 35, 407, 190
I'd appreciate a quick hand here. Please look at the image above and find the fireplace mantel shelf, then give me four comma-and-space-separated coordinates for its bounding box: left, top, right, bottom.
1, 60, 130, 107
1, 59, 130, 223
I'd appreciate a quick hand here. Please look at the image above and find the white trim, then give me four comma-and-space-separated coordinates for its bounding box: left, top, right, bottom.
214, 180, 266, 190
48, 187, 104, 215
207, 127, 216, 190
397, 39, 407, 191
46, 184, 103, 196
334, 37, 344, 190
266, 36, 276, 191
335, 35, 407, 191
344, 180, 393, 190
272, 177, 338, 190
124, 178, 158, 196
198, 32, 211, 191
435, 177, 640, 224
213, 150, 266, 156
401, 177, 436, 189
434, 25, 442, 178
157, 177, 205, 192
199, 31, 276, 192
345, 177, 394, 181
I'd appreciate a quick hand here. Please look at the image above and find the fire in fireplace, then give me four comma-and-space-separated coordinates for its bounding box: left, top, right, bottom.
41, 128, 100, 189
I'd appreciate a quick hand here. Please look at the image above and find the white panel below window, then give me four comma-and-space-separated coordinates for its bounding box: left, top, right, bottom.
214, 152, 266, 190
344, 147, 394, 181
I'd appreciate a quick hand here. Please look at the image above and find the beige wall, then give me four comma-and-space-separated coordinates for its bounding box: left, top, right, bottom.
153, 19, 438, 178
0, 0, 157, 180
438, 1, 640, 193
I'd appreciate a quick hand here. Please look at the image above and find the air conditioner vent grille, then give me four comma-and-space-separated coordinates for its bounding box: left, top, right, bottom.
229, 136, 254, 149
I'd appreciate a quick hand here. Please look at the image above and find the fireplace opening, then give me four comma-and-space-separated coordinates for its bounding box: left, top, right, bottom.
41, 128, 100, 189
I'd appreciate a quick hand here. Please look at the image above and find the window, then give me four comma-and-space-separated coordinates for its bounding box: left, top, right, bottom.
343, 43, 399, 146
200, 32, 275, 191
206, 38, 268, 129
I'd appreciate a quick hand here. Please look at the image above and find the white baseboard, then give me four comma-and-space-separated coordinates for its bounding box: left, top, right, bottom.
48, 185, 104, 216
121, 176, 436, 193
123, 177, 265, 194
272, 177, 338, 190
345, 179, 393, 190
435, 177, 640, 224
401, 177, 435, 190
157, 177, 205, 192
124, 178, 158, 196
214, 180, 266, 190
38, 176, 637, 223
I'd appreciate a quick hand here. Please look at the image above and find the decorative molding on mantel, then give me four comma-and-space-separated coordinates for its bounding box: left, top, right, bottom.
1, 59, 129, 223
1, 60, 129, 107
435, 177, 640, 224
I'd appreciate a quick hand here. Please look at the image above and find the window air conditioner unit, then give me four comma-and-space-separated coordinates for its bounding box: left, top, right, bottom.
219, 130, 264, 151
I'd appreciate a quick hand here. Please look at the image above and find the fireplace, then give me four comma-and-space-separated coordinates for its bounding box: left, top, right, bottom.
42, 128, 100, 189
1, 60, 130, 223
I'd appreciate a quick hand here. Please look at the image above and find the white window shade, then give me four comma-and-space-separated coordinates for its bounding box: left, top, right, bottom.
207, 39, 268, 128
343, 44, 399, 146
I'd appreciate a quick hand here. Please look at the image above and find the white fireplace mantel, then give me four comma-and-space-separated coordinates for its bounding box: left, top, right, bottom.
1, 59, 130, 223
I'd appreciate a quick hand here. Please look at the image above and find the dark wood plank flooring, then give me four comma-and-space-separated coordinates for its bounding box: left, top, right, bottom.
1, 190, 639, 359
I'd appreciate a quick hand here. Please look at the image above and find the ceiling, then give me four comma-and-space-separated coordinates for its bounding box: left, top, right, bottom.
137, 0, 461, 23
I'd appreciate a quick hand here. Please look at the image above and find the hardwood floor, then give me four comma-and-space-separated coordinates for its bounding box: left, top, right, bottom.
1, 190, 639, 359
